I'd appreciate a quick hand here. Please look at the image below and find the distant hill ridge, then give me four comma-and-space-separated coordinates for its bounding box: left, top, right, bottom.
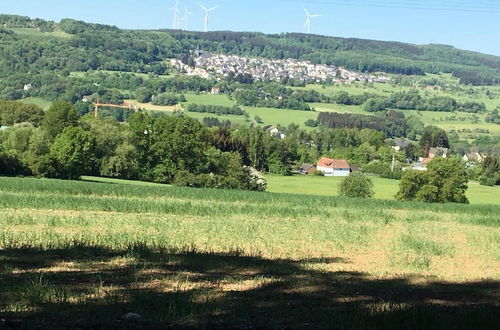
0, 13, 499, 85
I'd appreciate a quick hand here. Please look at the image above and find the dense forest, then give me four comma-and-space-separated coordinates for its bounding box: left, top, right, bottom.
0, 14, 500, 90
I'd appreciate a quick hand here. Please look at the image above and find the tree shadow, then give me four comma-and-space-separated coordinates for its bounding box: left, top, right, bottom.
0, 245, 498, 329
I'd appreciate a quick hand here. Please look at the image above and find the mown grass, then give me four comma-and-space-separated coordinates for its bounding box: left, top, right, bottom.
10, 28, 72, 40
19, 97, 52, 110
0, 176, 498, 328
266, 174, 500, 205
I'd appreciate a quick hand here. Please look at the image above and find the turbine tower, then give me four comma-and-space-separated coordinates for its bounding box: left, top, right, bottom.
304, 8, 321, 34
200, 4, 217, 32
181, 8, 193, 30
169, 0, 181, 29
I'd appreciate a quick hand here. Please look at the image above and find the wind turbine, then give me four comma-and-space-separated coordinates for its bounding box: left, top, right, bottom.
181, 8, 193, 30
200, 4, 217, 32
169, 0, 181, 29
304, 8, 321, 34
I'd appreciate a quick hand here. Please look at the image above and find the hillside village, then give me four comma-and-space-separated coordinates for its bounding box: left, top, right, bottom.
171, 51, 390, 84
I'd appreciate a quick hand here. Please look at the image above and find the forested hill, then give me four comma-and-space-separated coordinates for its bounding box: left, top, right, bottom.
1, 14, 500, 85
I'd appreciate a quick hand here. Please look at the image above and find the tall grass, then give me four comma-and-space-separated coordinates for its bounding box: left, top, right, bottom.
0, 176, 499, 329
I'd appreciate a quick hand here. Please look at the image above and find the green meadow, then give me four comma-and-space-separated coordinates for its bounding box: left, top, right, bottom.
265, 174, 500, 205
9, 28, 72, 40
19, 97, 52, 110
0, 176, 498, 328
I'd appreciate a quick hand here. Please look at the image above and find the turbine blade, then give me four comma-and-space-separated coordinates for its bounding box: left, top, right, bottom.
208, 6, 218, 11
304, 8, 309, 16
199, 4, 207, 11
311, 14, 321, 18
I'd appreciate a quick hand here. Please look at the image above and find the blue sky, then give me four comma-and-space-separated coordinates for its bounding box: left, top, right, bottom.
1, 0, 499, 56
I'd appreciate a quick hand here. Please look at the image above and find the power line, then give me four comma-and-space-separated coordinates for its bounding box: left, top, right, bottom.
278, 0, 500, 13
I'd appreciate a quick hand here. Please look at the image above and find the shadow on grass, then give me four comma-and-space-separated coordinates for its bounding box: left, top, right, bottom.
0, 245, 498, 329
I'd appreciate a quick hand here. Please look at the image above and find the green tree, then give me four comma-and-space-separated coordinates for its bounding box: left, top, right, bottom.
396, 157, 469, 203
339, 174, 374, 198
479, 155, 500, 186
49, 127, 96, 179
42, 101, 79, 139
148, 116, 209, 183
99, 142, 139, 179
135, 87, 153, 103
419, 126, 449, 153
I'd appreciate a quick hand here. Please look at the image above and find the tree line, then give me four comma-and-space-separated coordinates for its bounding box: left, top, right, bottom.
187, 104, 246, 116
1, 99, 436, 182
317, 110, 411, 138
0, 101, 266, 191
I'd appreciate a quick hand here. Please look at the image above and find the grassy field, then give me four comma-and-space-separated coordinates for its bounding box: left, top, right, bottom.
19, 97, 52, 110
0, 176, 498, 328
184, 93, 236, 107
10, 28, 72, 40
299, 75, 500, 137
266, 174, 500, 205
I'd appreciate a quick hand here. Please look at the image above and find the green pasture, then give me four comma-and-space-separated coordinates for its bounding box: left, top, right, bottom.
243, 106, 318, 128
311, 102, 500, 137
181, 94, 319, 128
10, 28, 72, 40
19, 97, 52, 110
265, 174, 500, 205
183, 93, 236, 107
0, 176, 498, 328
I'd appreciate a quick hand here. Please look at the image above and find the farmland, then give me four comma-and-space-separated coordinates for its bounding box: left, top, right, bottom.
0, 176, 499, 328
14, 73, 500, 139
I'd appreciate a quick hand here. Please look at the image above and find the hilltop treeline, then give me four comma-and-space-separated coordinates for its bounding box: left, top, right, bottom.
0, 14, 499, 86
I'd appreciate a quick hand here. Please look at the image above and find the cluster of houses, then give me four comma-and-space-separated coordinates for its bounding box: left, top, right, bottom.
411, 148, 484, 171
170, 52, 390, 84
299, 149, 486, 178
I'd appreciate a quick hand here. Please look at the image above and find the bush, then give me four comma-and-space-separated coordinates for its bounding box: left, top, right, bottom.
304, 119, 319, 127
339, 174, 374, 198
151, 93, 185, 106
479, 174, 500, 186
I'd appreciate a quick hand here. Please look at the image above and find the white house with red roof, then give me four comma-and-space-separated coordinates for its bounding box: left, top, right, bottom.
316, 158, 351, 177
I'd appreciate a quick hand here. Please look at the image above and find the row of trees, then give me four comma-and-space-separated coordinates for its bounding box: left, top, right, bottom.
186, 104, 246, 116
0, 97, 443, 174
362, 91, 486, 113
0, 101, 266, 191
317, 110, 411, 138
